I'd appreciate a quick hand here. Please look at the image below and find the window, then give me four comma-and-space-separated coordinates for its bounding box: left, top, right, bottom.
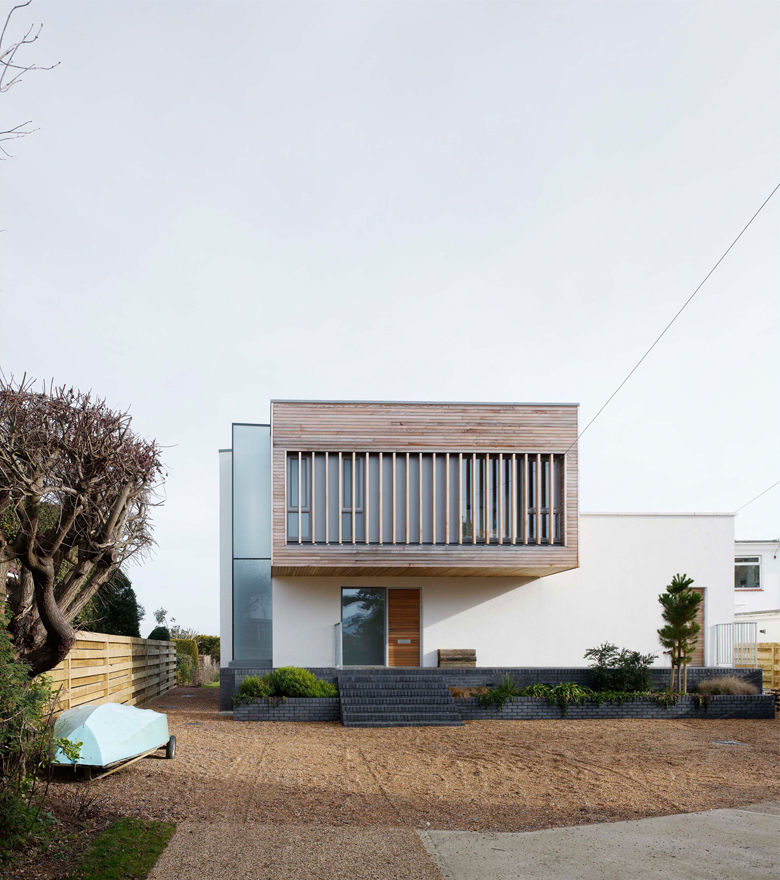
285, 449, 565, 546
341, 454, 364, 542
735, 557, 761, 590
342, 455, 364, 512
287, 453, 311, 541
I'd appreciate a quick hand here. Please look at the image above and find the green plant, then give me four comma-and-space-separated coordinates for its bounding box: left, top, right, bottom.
478, 675, 519, 709
67, 817, 175, 880
696, 675, 759, 696
584, 643, 656, 692
658, 573, 702, 693
75, 570, 145, 638
175, 639, 199, 685
266, 667, 331, 697
147, 625, 170, 641
0, 613, 80, 865
195, 635, 220, 657
477, 679, 683, 716
175, 654, 193, 686
518, 682, 595, 715
233, 668, 338, 705
237, 674, 273, 701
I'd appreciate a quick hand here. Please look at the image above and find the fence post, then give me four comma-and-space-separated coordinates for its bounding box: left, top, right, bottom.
104, 637, 110, 702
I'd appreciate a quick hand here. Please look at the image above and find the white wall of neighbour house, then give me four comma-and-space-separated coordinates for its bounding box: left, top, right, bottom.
734, 540, 780, 641
734, 541, 780, 614
219, 450, 233, 667
272, 513, 735, 668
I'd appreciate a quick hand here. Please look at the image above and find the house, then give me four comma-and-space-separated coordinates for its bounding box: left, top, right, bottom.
219, 400, 738, 702
734, 540, 780, 642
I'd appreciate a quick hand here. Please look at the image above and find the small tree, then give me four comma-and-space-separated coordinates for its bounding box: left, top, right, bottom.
76, 570, 145, 638
0, 378, 163, 675
657, 573, 702, 693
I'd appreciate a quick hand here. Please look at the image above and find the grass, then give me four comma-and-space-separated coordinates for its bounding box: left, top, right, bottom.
203, 679, 220, 688
67, 817, 175, 880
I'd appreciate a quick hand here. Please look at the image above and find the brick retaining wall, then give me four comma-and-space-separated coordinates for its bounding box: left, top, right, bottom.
455, 694, 775, 720
233, 697, 341, 722
220, 665, 762, 710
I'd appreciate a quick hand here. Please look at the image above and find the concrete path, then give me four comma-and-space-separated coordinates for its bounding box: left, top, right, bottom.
148, 822, 441, 880
419, 802, 780, 880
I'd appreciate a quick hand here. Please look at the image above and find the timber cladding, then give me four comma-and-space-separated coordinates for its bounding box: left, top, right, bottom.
271, 401, 579, 576
388, 588, 420, 667
47, 631, 177, 714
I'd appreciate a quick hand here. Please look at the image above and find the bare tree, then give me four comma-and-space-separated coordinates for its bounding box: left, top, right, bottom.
0, 376, 164, 675
1, 0, 58, 158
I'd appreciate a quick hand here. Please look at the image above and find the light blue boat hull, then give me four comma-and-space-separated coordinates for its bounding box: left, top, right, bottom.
53, 703, 169, 767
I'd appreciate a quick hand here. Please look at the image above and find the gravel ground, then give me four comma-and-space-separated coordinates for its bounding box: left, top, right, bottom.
43, 687, 779, 879
49, 687, 780, 832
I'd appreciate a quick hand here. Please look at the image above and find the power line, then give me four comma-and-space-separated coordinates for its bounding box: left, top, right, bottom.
569, 182, 780, 453
736, 480, 780, 513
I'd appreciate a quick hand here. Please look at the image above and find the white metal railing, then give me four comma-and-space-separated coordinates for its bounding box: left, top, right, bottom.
714, 622, 758, 667
333, 622, 342, 668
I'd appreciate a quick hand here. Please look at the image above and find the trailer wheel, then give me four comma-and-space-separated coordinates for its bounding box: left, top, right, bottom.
165, 736, 176, 759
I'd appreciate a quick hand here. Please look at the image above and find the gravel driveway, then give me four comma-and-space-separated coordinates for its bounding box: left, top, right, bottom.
49, 687, 779, 880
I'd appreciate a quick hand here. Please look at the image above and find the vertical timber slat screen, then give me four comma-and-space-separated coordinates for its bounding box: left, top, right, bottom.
45, 631, 177, 714
285, 449, 566, 546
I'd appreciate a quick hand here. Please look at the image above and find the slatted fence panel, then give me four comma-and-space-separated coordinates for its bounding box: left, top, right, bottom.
46, 631, 176, 713
737, 642, 780, 691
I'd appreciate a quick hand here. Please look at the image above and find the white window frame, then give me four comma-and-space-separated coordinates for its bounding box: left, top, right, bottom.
734, 556, 761, 590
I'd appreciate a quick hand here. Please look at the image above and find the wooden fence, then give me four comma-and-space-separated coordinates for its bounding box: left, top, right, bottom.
737, 642, 780, 691
47, 631, 177, 713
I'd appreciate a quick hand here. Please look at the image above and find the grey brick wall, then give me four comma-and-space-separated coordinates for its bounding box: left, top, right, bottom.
220, 666, 764, 712
455, 694, 775, 721
233, 697, 341, 722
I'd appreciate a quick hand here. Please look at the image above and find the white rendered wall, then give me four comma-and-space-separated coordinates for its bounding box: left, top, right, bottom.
219, 450, 233, 667
272, 513, 735, 668
733, 540, 780, 615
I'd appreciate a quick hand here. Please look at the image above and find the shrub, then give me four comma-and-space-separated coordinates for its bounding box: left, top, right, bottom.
266, 667, 337, 698
696, 676, 759, 696
195, 635, 220, 658
584, 642, 656, 692
147, 625, 170, 641
234, 668, 338, 705
175, 639, 199, 685
238, 675, 273, 700
0, 614, 79, 865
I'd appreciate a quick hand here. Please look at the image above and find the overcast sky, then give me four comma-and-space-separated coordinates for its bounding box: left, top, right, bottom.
2, 1, 778, 635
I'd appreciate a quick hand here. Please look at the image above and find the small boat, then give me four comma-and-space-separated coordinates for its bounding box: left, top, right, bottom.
53, 703, 175, 777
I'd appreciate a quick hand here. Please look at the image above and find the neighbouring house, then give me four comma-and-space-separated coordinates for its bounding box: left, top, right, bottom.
219, 400, 741, 705
734, 540, 780, 642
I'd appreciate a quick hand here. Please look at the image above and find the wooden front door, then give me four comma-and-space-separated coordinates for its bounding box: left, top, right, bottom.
388, 589, 420, 667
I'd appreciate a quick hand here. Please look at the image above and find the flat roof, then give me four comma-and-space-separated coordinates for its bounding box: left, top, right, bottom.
271, 399, 579, 407
582, 511, 735, 517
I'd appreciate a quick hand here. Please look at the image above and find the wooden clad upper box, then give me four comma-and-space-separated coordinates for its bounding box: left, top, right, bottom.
271, 400, 579, 577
